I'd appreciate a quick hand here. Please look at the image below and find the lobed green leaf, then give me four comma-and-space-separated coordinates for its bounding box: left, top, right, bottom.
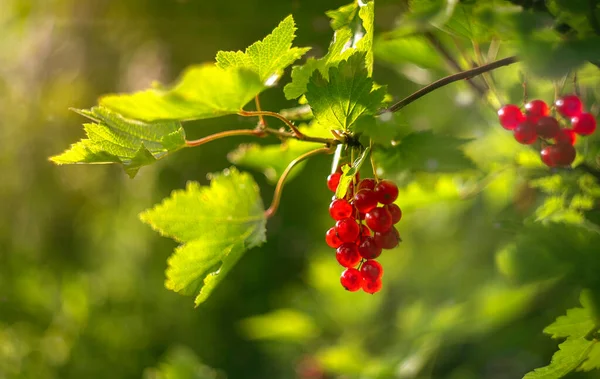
140, 168, 266, 306
522, 338, 597, 379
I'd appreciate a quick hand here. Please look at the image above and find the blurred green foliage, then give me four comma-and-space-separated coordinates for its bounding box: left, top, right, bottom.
2, 0, 600, 379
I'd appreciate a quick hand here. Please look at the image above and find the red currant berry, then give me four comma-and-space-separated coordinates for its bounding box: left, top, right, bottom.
374, 180, 399, 204
358, 236, 382, 259
362, 277, 382, 294
524, 99, 549, 123
555, 128, 577, 146
513, 121, 537, 144
554, 143, 577, 166
385, 204, 402, 224
329, 199, 353, 220
325, 227, 343, 248
498, 104, 525, 130
358, 178, 376, 191
571, 113, 596, 136
340, 268, 362, 291
361, 260, 383, 281
540, 146, 555, 167
327, 172, 341, 192
374, 227, 401, 249
555, 95, 583, 118
365, 207, 393, 233
336, 243, 361, 268
353, 189, 378, 213
535, 116, 561, 139
335, 218, 360, 243
360, 224, 371, 237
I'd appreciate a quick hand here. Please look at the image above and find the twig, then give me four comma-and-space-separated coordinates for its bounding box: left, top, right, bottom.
380, 56, 520, 114
254, 96, 267, 127
265, 147, 333, 218
239, 110, 304, 139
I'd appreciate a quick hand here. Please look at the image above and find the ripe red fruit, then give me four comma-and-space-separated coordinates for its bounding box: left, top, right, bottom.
541, 144, 576, 167
340, 268, 362, 291
513, 121, 538, 144
374, 227, 401, 249
374, 180, 399, 204
329, 199, 353, 220
365, 207, 393, 233
555, 95, 583, 118
358, 236, 382, 259
540, 146, 555, 167
325, 227, 342, 248
498, 104, 525, 130
571, 113, 596, 136
361, 260, 383, 281
360, 224, 371, 237
358, 178, 376, 191
535, 116, 561, 139
353, 189, 378, 213
327, 172, 341, 192
555, 128, 576, 146
362, 278, 382, 294
335, 218, 360, 243
524, 99, 549, 123
385, 204, 402, 224
336, 243, 361, 268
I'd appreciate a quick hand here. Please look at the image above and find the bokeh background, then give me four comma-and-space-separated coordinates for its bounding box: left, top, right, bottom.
1, 1, 600, 379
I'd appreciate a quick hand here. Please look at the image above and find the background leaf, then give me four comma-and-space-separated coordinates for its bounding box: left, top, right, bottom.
522, 339, 597, 379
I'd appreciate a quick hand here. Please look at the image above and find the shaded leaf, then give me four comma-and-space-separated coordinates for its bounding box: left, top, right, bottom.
543, 295, 597, 339
522, 338, 596, 379
239, 309, 319, 342
216, 15, 310, 85
140, 168, 266, 306
50, 106, 185, 178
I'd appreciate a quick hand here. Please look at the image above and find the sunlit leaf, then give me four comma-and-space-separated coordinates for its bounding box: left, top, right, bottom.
336, 146, 370, 199
522, 338, 596, 379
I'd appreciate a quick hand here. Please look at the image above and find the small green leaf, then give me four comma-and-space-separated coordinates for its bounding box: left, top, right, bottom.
100, 64, 264, 122
354, 115, 401, 146
543, 302, 597, 340
522, 338, 597, 379
336, 147, 370, 199
374, 35, 445, 70
239, 309, 319, 342
305, 53, 385, 132
227, 123, 330, 183
216, 15, 310, 85
140, 168, 266, 306
50, 106, 185, 178
579, 343, 600, 372
373, 131, 475, 173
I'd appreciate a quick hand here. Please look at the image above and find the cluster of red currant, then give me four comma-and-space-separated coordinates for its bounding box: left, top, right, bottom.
497, 94, 596, 167
325, 169, 402, 294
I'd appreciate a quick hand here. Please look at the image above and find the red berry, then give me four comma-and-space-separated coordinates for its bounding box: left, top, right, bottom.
555, 128, 577, 146
365, 207, 393, 233
385, 204, 402, 224
329, 199, 353, 220
513, 121, 537, 144
524, 99, 549, 123
374, 227, 401, 249
340, 268, 362, 291
327, 172, 341, 192
358, 178, 376, 191
535, 116, 561, 139
362, 277, 382, 294
374, 180, 399, 204
358, 236, 382, 259
498, 104, 525, 130
571, 113, 596, 136
556, 95, 583, 118
336, 243, 361, 268
335, 218, 360, 243
325, 227, 342, 248
541, 144, 576, 167
353, 189, 378, 213
540, 146, 555, 167
361, 260, 383, 281
360, 224, 371, 237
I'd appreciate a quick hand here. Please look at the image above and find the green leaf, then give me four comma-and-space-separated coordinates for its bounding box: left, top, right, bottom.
374, 35, 445, 70
543, 297, 597, 340
336, 147, 370, 199
284, 1, 375, 100
227, 123, 330, 183
239, 309, 319, 342
140, 168, 266, 306
579, 343, 600, 372
50, 106, 185, 178
305, 53, 385, 132
100, 64, 264, 122
373, 131, 475, 173
354, 115, 402, 146
147, 347, 219, 379
216, 15, 310, 85
522, 338, 597, 379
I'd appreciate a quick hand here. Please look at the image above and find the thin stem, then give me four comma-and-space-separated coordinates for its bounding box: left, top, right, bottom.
185, 129, 262, 147
380, 56, 519, 114
265, 147, 332, 218
520, 71, 528, 105
239, 110, 304, 139
369, 141, 379, 182
573, 72, 580, 96
473, 41, 503, 108
254, 96, 267, 127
